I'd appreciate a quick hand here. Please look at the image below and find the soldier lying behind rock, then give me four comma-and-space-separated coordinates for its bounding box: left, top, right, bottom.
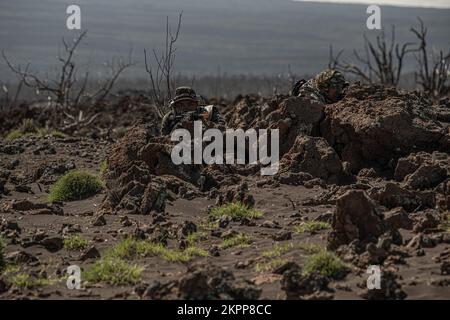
160, 86, 225, 136
291, 69, 349, 104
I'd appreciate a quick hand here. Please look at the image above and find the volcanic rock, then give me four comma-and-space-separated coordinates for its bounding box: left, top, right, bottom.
327, 190, 385, 250
370, 182, 435, 212
279, 135, 350, 184
320, 84, 447, 173
280, 264, 331, 300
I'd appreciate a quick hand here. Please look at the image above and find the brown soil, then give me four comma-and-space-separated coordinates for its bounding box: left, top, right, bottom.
0, 84, 449, 300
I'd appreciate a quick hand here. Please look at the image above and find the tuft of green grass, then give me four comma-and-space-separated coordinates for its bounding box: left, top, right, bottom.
106, 238, 208, 263
210, 202, 263, 220
85, 258, 143, 285
0, 237, 5, 272
297, 243, 324, 254
48, 170, 103, 202
5, 119, 65, 141
261, 242, 323, 260
186, 231, 208, 246
198, 220, 219, 231
5, 129, 32, 141
9, 273, 52, 289
162, 246, 209, 263
262, 243, 296, 259
256, 242, 325, 273
64, 235, 90, 251
219, 234, 253, 250
293, 221, 331, 234
255, 258, 289, 273
99, 160, 108, 175
302, 250, 348, 278
107, 238, 165, 260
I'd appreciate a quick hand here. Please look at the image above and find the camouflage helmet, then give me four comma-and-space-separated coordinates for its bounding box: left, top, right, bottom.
315, 69, 347, 91
171, 86, 198, 104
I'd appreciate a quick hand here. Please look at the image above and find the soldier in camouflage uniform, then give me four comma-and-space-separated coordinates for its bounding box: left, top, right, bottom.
160, 86, 225, 135
291, 69, 348, 104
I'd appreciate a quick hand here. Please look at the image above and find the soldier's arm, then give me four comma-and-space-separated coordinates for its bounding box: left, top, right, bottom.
160, 112, 174, 136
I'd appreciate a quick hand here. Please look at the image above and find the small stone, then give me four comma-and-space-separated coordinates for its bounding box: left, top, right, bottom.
441, 261, 450, 275
120, 216, 132, 227
14, 185, 33, 194
79, 246, 101, 261
6, 250, 39, 264
219, 216, 230, 228
221, 229, 238, 239
262, 220, 280, 229
209, 245, 220, 257
92, 214, 107, 227
272, 230, 292, 241
40, 236, 64, 252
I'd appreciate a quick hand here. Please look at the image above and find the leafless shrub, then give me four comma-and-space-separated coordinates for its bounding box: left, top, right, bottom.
2, 31, 133, 130
410, 18, 450, 98
144, 11, 183, 118
329, 25, 417, 86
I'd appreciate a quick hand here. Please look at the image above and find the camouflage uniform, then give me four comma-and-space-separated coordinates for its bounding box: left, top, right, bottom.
160, 87, 225, 135
292, 69, 348, 104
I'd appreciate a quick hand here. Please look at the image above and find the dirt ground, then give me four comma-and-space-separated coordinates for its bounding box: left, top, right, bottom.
0, 85, 449, 300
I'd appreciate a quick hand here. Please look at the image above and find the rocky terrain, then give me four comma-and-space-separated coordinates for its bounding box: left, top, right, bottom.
0, 83, 449, 300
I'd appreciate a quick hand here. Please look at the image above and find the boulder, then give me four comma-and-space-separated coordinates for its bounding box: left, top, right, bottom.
279, 135, 349, 184
328, 190, 385, 250
320, 84, 447, 173
394, 151, 449, 190
370, 182, 435, 212
226, 96, 325, 156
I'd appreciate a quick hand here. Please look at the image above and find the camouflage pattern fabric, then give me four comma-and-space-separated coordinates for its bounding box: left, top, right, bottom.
296, 69, 347, 104
160, 105, 225, 136
297, 78, 327, 104
171, 86, 198, 103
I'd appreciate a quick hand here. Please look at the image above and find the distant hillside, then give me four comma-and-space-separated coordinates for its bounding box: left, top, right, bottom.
0, 0, 449, 80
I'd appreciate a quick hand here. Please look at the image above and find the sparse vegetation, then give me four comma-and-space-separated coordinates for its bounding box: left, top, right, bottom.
85, 258, 143, 285
107, 238, 165, 260
186, 231, 208, 246
2, 31, 133, 133
297, 243, 324, 255
210, 202, 263, 220
261, 242, 323, 260
219, 234, 253, 250
256, 242, 325, 273
144, 11, 183, 117
9, 273, 52, 289
302, 250, 348, 278
255, 258, 289, 273
293, 221, 331, 234
99, 160, 108, 176
64, 235, 90, 251
330, 18, 450, 99
48, 170, 103, 202
198, 220, 219, 231
105, 238, 208, 263
5, 119, 65, 141
262, 242, 297, 259
162, 246, 209, 263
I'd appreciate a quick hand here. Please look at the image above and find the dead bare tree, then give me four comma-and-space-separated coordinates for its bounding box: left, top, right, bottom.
2, 31, 133, 131
144, 11, 183, 118
2, 31, 88, 109
329, 25, 417, 86
411, 18, 450, 98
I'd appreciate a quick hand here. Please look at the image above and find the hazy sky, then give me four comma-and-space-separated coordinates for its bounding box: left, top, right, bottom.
298, 0, 450, 9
